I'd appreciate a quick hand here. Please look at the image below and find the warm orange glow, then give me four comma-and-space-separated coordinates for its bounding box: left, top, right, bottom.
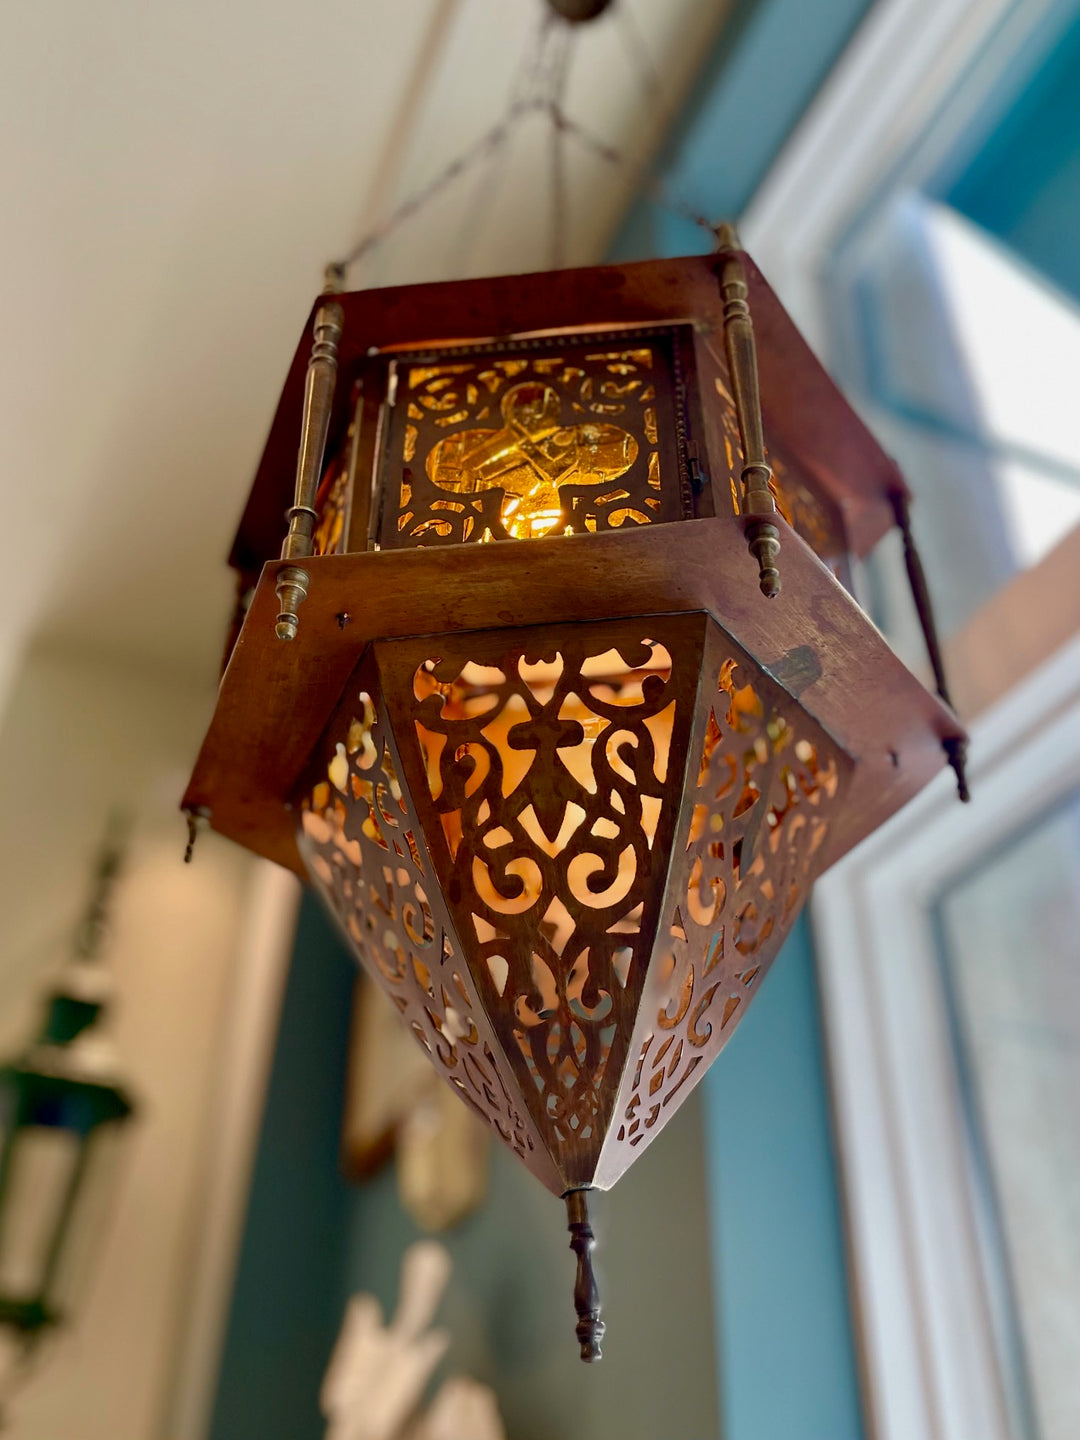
412, 649, 675, 945
426, 381, 639, 539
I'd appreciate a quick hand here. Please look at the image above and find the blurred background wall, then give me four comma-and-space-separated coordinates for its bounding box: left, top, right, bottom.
0, 643, 254, 1438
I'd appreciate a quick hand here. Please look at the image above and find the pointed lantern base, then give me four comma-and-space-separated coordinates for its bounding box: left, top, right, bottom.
294, 611, 850, 1195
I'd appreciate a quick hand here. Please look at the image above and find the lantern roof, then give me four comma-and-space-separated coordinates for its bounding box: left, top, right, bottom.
228, 251, 906, 578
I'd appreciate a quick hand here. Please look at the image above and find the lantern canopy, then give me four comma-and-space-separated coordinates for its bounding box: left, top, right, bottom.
185, 238, 965, 1359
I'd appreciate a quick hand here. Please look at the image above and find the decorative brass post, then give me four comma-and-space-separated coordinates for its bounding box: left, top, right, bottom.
715, 222, 780, 598
275, 299, 345, 640
565, 1188, 605, 1362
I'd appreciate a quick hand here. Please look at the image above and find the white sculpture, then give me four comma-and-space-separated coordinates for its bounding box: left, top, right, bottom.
321, 1240, 506, 1440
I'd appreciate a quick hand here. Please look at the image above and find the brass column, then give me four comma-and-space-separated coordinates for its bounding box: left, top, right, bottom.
716, 223, 780, 598
275, 300, 345, 640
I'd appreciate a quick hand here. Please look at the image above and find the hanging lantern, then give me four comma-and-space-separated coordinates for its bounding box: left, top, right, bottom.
184, 234, 965, 1359
0, 828, 135, 1384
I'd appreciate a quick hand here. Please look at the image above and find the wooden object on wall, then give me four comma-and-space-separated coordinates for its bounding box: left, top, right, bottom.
944, 521, 1080, 721
343, 975, 488, 1232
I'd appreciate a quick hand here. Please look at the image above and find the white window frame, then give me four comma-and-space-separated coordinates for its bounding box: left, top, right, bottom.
815, 634, 1080, 1440
163, 862, 300, 1440
741, 1, 1080, 1435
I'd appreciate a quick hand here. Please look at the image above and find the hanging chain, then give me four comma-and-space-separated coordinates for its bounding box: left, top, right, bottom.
325, 1, 715, 288
547, 21, 573, 268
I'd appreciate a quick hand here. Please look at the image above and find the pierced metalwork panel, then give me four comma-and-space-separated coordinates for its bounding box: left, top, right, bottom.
596, 619, 852, 1187
377, 614, 705, 1189
313, 452, 350, 557
294, 613, 853, 1195
295, 647, 558, 1193
376, 328, 694, 549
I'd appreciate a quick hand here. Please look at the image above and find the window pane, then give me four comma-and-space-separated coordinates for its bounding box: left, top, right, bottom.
936, 791, 1080, 1440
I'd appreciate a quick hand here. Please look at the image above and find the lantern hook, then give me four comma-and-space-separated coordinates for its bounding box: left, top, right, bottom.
546, 0, 614, 21
889, 487, 971, 801
183, 806, 210, 863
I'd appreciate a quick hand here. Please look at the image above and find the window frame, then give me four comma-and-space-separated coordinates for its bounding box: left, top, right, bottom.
815, 632, 1080, 1440
739, 1, 1080, 1433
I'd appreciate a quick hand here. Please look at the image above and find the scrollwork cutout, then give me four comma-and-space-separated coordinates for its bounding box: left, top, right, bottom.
297, 670, 538, 1167
612, 637, 848, 1165
390, 617, 703, 1157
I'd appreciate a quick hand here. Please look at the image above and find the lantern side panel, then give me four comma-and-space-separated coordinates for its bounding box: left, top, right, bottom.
374, 614, 707, 1191
312, 453, 351, 558
375, 329, 695, 550
294, 648, 559, 1193
596, 618, 853, 1189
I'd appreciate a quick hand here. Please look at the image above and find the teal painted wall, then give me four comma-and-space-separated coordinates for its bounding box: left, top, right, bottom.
942, 2, 1080, 306
209, 898, 355, 1440
704, 918, 863, 1440
613, 0, 875, 260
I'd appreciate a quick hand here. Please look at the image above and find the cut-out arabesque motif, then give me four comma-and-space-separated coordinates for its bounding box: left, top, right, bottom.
296, 613, 850, 1193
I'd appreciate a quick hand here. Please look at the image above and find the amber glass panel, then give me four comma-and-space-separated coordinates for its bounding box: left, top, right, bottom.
313, 455, 350, 557
377, 329, 692, 549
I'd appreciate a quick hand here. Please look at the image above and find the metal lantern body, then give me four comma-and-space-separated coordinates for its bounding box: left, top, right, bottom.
0, 973, 133, 1347
186, 244, 964, 1355
294, 610, 852, 1196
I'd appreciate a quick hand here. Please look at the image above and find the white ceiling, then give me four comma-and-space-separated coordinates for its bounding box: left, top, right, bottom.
0, 0, 731, 688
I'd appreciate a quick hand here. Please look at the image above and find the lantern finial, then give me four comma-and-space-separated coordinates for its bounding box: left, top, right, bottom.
566, 1189, 604, 1362
713, 219, 741, 250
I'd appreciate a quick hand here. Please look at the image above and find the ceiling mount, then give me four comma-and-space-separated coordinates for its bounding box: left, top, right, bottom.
546, 0, 614, 22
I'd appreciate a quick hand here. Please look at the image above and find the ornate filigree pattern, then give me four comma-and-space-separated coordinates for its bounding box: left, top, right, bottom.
293, 615, 852, 1194
313, 455, 350, 557
377, 330, 692, 549
379, 615, 705, 1187
296, 652, 551, 1187
768, 454, 844, 568
597, 624, 850, 1186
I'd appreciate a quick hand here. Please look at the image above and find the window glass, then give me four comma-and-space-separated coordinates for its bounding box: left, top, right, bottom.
935, 790, 1080, 1440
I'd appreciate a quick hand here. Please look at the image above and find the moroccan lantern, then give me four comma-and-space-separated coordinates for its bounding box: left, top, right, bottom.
184, 232, 965, 1359
0, 828, 135, 1387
